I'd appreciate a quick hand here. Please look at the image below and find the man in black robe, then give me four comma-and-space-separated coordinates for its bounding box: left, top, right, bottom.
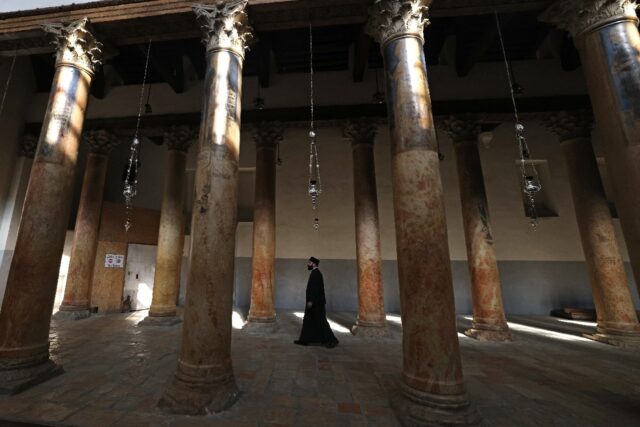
294, 257, 339, 348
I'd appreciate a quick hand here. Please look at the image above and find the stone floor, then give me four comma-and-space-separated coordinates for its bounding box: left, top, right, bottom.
0, 310, 639, 426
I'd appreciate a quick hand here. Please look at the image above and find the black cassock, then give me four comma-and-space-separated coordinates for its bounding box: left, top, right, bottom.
296, 268, 339, 347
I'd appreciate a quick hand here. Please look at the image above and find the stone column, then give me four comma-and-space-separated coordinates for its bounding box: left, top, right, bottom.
366, 1, 479, 425
546, 111, 640, 347
140, 126, 194, 327
246, 122, 283, 332
441, 117, 512, 342
343, 119, 387, 337
0, 18, 102, 394
542, 1, 640, 295
159, 1, 252, 415
55, 130, 119, 320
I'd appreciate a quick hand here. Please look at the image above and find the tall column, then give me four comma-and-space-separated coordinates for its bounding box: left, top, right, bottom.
140, 125, 194, 327
159, 1, 252, 415
246, 122, 283, 332
441, 117, 512, 342
55, 130, 119, 320
343, 119, 387, 337
546, 111, 640, 347
0, 18, 102, 394
366, 1, 479, 425
542, 1, 640, 295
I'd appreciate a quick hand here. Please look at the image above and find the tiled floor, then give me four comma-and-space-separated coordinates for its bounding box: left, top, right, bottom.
0, 310, 639, 426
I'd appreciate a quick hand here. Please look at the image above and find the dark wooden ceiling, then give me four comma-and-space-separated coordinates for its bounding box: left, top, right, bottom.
26, 9, 580, 96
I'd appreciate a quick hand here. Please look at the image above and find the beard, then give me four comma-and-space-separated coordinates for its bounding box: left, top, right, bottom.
307, 265, 313, 270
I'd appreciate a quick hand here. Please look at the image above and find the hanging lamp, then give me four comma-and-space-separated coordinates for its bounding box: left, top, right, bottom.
307, 22, 322, 230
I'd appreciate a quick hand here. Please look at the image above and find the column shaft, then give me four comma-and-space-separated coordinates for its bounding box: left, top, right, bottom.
159, 1, 251, 411
57, 153, 108, 319
0, 60, 93, 392
146, 149, 187, 322
352, 141, 386, 334
560, 136, 640, 343
453, 140, 511, 341
248, 142, 277, 323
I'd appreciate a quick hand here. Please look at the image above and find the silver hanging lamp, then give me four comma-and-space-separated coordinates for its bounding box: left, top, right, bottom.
123, 39, 152, 232
308, 22, 322, 230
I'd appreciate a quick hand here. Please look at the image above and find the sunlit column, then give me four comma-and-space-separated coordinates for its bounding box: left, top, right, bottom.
55, 130, 119, 320
0, 18, 102, 394
441, 117, 511, 342
542, 0, 640, 296
246, 122, 283, 332
366, 1, 479, 425
159, 1, 252, 415
546, 111, 640, 348
343, 119, 387, 337
140, 126, 195, 326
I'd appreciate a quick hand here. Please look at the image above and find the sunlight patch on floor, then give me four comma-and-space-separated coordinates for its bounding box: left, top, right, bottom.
386, 314, 402, 324
507, 321, 594, 343
556, 318, 597, 327
232, 310, 245, 329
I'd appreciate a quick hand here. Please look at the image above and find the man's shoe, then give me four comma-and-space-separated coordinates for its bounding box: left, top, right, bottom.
294, 340, 308, 346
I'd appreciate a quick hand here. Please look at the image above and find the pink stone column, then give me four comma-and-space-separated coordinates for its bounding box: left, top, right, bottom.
441, 117, 511, 342
246, 122, 283, 332
55, 130, 119, 320
366, 1, 479, 425
343, 119, 387, 337
542, 0, 640, 296
546, 111, 640, 348
159, 1, 252, 415
0, 18, 102, 394
141, 126, 195, 327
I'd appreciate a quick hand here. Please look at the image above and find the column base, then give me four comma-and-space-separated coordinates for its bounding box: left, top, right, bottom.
0, 358, 64, 395
138, 315, 182, 327
158, 365, 240, 415
584, 328, 640, 349
52, 308, 91, 320
464, 319, 512, 342
391, 381, 481, 427
244, 317, 278, 334
351, 323, 389, 338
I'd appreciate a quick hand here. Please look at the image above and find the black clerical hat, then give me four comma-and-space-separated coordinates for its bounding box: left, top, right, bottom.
309, 256, 320, 265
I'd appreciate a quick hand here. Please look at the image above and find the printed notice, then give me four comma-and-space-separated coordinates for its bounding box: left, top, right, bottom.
105, 254, 125, 268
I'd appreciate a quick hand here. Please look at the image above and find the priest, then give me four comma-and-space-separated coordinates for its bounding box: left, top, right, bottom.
294, 257, 339, 348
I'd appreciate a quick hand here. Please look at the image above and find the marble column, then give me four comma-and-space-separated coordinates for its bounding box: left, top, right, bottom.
159, 1, 252, 415
440, 117, 512, 342
0, 18, 102, 394
542, 1, 640, 295
140, 126, 195, 327
54, 130, 119, 320
366, 1, 479, 425
546, 111, 640, 347
343, 119, 387, 337
246, 122, 283, 332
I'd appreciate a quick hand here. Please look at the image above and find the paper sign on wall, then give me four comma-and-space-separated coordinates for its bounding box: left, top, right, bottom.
105, 254, 125, 268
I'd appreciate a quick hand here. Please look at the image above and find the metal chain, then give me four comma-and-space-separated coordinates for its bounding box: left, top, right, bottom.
0, 52, 17, 117
307, 22, 322, 230
134, 39, 152, 140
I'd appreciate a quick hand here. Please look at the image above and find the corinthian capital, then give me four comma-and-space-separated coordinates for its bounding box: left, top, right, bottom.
343, 119, 377, 145
193, 1, 253, 58
165, 125, 197, 152
42, 17, 103, 75
540, 0, 638, 38
544, 111, 593, 141
83, 129, 120, 155
366, 0, 430, 46
439, 116, 480, 143
19, 133, 38, 159
252, 122, 284, 149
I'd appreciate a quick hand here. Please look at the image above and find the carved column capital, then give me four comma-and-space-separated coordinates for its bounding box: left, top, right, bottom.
83, 129, 120, 155
343, 119, 378, 145
164, 125, 197, 152
439, 116, 481, 144
252, 122, 284, 150
544, 110, 594, 141
366, 0, 431, 47
540, 0, 638, 38
193, 1, 254, 58
19, 133, 38, 159
41, 17, 103, 75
